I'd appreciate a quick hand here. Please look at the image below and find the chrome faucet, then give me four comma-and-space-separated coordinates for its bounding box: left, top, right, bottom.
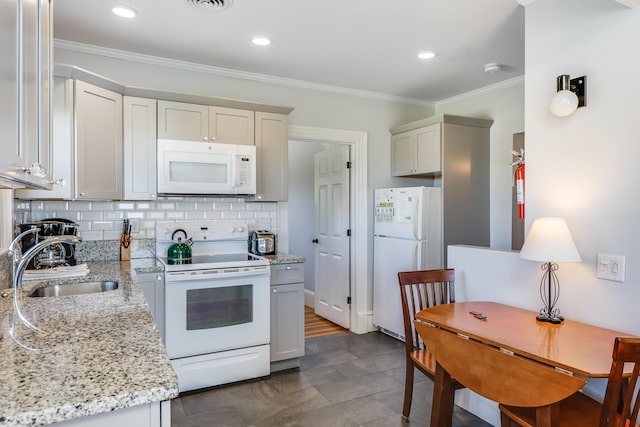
8, 228, 83, 290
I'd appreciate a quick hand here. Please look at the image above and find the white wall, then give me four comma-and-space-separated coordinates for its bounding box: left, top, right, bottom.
524, 0, 640, 334
287, 140, 324, 294
436, 79, 525, 249
448, 1, 640, 424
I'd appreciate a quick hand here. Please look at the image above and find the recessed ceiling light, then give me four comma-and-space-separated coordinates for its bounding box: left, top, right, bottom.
252, 37, 271, 46
112, 6, 136, 18
417, 51, 436, 60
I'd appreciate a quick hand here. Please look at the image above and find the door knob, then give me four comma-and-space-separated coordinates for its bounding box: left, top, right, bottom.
312, 238, 319, 244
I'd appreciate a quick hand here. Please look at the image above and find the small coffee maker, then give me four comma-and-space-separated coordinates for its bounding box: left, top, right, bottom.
17, 218, 79, 269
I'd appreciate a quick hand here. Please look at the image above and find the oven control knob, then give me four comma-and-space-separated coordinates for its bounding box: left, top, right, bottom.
237, 226, 244, 232
229, 226, 237, 233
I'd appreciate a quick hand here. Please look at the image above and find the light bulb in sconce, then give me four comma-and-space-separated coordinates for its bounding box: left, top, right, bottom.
550, 74, 586, 117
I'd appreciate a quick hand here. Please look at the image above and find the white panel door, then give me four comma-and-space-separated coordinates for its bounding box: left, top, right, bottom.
314, 145, 350, 329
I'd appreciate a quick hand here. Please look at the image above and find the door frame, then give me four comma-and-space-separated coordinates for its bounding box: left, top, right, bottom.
286, 125, 369, 334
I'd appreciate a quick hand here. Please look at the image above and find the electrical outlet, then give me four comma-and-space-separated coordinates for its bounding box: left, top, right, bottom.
597, 253, 625, 282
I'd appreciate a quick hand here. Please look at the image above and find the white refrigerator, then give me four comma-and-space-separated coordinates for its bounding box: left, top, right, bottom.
372, 186, 443, 339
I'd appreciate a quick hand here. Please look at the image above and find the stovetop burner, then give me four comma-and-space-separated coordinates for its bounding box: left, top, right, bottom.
156, 221, 270, 272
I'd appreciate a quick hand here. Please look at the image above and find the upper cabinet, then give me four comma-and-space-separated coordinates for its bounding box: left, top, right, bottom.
390, 114, 494, 256
390, 114, 493, 178
123, 97, 157, 200
253, 112, 289, 202
391, 124, 441, 176
209, 106, 255, 145
0, 0, 53, 189
158, 100, 254, 145
75, 81, 123, 200
17, 79, 123, 200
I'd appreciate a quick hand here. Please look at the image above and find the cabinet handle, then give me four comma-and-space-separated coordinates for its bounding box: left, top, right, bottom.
210, 136, 216, 141
150, 194, 156, 199
286, 266, 292, 270
157, 275, 162, 281
203, 137, 208, 141
272, 289, 277, 293
79, 192, 86, 196
18, 163, 47, 177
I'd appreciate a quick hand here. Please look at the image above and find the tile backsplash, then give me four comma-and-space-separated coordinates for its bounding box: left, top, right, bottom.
14, 197, 278, 241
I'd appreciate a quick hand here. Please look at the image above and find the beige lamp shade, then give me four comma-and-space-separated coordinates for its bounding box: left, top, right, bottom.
519, 218, 582, 263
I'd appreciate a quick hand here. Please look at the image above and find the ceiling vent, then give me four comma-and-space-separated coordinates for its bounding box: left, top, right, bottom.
186, 0, 233, 10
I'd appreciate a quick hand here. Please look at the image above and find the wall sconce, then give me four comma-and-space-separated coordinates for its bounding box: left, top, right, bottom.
550, 74, 586, 117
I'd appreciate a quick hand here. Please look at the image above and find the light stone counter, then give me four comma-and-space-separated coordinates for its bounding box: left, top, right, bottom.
0, 261, 178, 426
263, 253, 306, 265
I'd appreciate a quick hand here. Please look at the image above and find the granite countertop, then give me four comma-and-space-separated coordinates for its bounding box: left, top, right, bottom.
263, 253, 306, 265
0, 261, 178, 426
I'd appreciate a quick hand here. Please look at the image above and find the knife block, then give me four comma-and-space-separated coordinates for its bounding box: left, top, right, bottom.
120, 244, 131, 261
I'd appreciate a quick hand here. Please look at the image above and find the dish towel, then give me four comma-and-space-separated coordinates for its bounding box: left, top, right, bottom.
23, 263, 90, 281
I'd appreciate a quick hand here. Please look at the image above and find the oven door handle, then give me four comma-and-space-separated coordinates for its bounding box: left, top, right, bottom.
165, 267, 270, 281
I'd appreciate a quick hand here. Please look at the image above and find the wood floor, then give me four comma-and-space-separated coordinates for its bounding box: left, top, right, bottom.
304, 306, 349, 339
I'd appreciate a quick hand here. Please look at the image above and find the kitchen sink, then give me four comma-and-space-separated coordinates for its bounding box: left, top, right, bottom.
28, 280, 119, 297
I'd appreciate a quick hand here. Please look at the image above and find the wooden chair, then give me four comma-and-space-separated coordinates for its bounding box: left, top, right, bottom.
397, 268, 464, 421
499, 337, 640, 427
414, 320, 588, 427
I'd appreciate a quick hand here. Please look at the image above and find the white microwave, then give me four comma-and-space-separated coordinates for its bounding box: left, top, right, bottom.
157, 139, 256, 196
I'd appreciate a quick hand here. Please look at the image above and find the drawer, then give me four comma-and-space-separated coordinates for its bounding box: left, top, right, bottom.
270, 263, 304, 285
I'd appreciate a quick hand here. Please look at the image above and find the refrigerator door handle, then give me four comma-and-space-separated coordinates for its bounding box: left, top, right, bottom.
412, 241, 419, 270
412, 196, 420, 241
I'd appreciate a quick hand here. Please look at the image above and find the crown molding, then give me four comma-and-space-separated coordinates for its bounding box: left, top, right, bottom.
435, 75, 524, 108
54, 39, 435, 108
515, 0, 538, 5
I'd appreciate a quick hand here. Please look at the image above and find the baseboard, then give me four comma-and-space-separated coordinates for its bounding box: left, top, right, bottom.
454, 389, 500, 426
304, 289, 314, 308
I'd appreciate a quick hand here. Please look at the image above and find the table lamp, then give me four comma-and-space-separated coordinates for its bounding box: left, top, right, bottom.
519, 218, 582, 324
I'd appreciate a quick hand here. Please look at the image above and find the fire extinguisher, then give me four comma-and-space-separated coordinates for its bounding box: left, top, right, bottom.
512, 149, 525, 219
515, 163, 525, 219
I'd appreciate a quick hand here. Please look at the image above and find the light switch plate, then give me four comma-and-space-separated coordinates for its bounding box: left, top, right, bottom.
597, 253, 625, 282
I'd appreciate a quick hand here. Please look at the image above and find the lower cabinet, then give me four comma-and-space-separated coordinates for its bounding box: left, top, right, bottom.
55, 401, 170, 427
137, 272, 165, 341
270, 263, 305, 371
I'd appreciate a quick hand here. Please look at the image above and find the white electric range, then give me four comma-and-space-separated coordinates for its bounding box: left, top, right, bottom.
156, 221, 270, 392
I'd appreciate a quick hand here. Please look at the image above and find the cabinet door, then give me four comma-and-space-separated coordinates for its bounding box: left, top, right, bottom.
391, 130, 416, 176
15, 77, 73, 199
254, 112, 288, 201
208, 106, 254, 145
0, 0, 20, 179
0, 0, 52, 188
123, 97, 157, 200
270, 282, 304, 362
157, 100, 208, 142
136, 272, 165, 340
415, 123, 441, 174
75, 80, 123, 200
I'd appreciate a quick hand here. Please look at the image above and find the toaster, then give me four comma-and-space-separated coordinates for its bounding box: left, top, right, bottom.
249, 230, 276, 255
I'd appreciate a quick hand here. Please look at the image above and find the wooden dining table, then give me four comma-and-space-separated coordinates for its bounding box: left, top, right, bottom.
415, 301, 637, 427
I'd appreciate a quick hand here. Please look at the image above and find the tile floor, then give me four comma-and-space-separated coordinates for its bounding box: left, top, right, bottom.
171, 331, 492, 426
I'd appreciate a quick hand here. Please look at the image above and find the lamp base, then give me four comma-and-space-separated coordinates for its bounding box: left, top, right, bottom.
536, 313, 564, 324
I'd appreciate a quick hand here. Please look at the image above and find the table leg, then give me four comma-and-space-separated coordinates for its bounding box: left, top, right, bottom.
534, 403, 559, 427
431, 361, 454, 427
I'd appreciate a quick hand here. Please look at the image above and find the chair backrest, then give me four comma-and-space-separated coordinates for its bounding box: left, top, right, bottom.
600, 337, 640, 427
398, 269, 455, 352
